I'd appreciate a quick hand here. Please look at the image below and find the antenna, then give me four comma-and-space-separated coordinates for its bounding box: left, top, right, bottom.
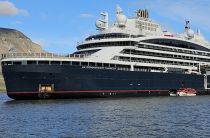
197, 29, 201, 35
101, 12, 109, 29
185, 20, 190, 29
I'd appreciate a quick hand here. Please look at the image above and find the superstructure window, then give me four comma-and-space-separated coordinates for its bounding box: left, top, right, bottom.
77, 41, 137, 50
142, 39, 210, 52
13, 62, 22, 65
110, 64, 116, 68
38, 61, 49, 65
104, 63, 109, 67
74, 49, 100, 55
81, 62, 88, 66
27, 61, 37, 65
89, 62, 96, 66
117, 56, 196, 67
121, 48, 210, 63
85, 33, 143, 41
96, 63, 103, 67
72, 61, 80, 66
62, 61, 71, 65
51, 61, 61, 65
116, 65, 130, 71
138, 44, 210, 57
4, 61, 12, 65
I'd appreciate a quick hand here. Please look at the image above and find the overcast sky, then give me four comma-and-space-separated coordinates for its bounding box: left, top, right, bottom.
0, 0, 209, 53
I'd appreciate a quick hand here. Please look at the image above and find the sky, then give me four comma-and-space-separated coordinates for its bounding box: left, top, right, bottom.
0, 0, 210, 54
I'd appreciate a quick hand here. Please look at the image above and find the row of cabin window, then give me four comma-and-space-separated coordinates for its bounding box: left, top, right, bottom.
138, 44, 210, 57
142, 26, 156, 31
122, 49, 210, 62
141, 39, 210, 52
2, 61, 131, 69
142, 22, 158, 28
85, 34, 144, 41
74, 49, 100, 55
118, 56, 198, 66
2, 61, 173, 72
78, 41, 137, 50
136, 21, 159, 28
133, 66, 164, 72
85, 34, 130, 41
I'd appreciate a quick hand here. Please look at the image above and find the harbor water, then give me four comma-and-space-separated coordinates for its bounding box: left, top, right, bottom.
0, 93, 210, 137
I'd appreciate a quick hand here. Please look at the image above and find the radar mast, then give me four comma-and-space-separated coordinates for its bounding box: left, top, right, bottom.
96, 12, 109, 32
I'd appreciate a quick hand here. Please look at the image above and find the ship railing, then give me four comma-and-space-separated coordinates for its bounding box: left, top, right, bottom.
1, 53, 87, 60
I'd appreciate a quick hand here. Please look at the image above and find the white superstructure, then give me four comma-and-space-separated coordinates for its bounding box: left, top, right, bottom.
74, 5, 210, 74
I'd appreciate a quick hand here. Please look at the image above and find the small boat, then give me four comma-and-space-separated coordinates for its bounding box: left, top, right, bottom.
177, 88, 197, 96
169, 89, 178, 96
169, 93, 177, 97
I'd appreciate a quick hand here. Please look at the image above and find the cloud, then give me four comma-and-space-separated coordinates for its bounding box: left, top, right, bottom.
11, 20, 23, 25
0, 1, 29, 16
130, 0, 210, 31
79, 13, 94, 18
19, 9, 29, 16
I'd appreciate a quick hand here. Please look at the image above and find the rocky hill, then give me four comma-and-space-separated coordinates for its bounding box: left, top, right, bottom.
0, 28, 43, 53
0, 28, 44, 91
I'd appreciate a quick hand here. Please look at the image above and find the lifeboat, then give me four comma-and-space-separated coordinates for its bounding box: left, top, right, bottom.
177, 88, 197, 96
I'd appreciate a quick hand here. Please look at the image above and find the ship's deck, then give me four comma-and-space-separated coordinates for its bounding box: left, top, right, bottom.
1, 53, 87, 60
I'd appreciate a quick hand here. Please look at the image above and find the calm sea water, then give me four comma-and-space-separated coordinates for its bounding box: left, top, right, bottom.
0, 93, 210, 138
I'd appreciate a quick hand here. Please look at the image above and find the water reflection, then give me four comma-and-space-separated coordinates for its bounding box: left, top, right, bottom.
0, 93, 210, 137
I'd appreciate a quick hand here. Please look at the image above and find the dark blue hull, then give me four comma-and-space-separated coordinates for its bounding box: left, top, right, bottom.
2, 65, 208, 99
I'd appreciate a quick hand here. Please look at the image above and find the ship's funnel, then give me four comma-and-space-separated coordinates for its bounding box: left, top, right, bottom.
136, 9, 149, 18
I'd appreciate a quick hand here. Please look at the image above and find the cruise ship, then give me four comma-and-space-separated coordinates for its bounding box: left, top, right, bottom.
2, 5, 210, 99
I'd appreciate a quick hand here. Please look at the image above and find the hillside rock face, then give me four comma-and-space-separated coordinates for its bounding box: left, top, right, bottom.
0, 73, 5, 91
0, 28, 45, 91
0, 28, 43, 54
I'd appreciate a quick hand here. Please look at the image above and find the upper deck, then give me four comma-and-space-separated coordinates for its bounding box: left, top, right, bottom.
78, 5, 210, 51
1, 53, 87, 62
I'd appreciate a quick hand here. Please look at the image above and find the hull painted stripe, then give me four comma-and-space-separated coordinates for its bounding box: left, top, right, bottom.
8, 90, 169, 95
